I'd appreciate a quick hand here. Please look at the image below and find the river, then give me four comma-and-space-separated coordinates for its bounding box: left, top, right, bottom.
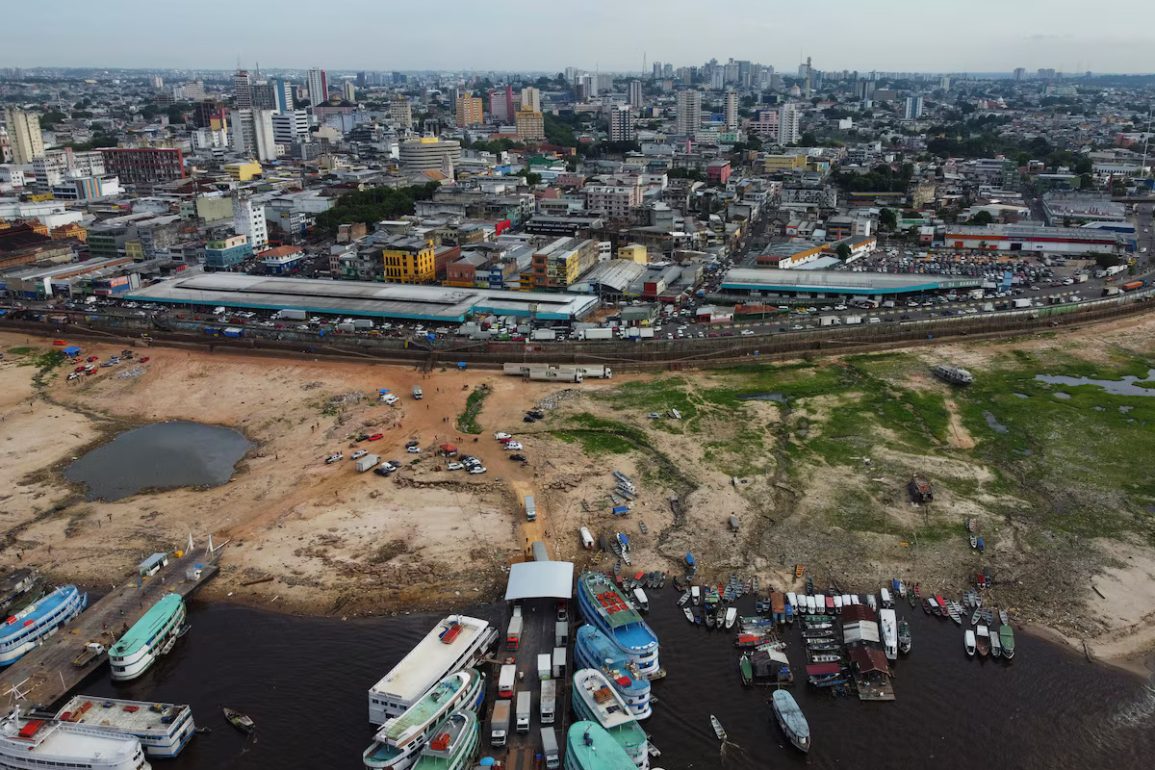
77, 595, 1154, 769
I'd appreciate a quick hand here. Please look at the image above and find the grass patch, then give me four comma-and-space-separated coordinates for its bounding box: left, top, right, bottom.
551, 412, 647, 455
7, 346, 35, 355
30, 349, 68, 387
456, 385, 491, 434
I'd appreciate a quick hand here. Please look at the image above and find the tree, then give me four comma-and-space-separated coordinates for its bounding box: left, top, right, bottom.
970, 210, 994, 226
1093, 253, 1120, 269
836, 243, 852, 261
799, 132, 818, 146
879, 208, 898, 230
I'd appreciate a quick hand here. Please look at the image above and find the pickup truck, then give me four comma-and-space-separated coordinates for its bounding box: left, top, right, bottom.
71, 642, 106, 667
325, 452, 343, 464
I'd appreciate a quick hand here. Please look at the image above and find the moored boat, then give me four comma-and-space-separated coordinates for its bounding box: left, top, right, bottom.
897, 619, 912, 655
364, 669, 483, 769
566, 721, 635, 770
632, 588, 649, 613
682, 607, 694, 624
0, 585, 88, 666
999, 609, 1009, 625
739, 653, 753, 686
57, 696, 195, 759
575, 625, 653, 721
410, 710, 478, 770
724, 607, 737, 630
999, 625, 1015, 660
975, 625, 991, 657
990, 627, 1002, 658
709, 715, 726, 741
109, 593, 187, 681
0, 710, 150, 770
964, 629, 976, 657
879, 609, 898, 661
770, 690, 810, 753
571, 668, 649, 768
223, 707, 254, 734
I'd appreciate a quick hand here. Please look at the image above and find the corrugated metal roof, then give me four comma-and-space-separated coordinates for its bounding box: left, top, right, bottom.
504, 561, 574, 601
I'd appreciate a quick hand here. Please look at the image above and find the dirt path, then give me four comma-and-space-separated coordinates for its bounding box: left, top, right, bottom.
944, 398, 977, 449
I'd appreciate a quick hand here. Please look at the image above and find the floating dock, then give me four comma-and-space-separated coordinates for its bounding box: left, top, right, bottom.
0, 539, 219, 708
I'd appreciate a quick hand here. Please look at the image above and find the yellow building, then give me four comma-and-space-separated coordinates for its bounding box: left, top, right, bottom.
515, 109, 545, 142
763, 154, 807, 173
224, 160, 263, 181
381, 237, 437, 283
455, 93, 484, 127
530, 237, 596, 289
50, 222, 87, 242
617, 243, 648, 264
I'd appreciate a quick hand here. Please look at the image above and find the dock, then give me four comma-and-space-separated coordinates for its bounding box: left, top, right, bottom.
0, 538, 220, 708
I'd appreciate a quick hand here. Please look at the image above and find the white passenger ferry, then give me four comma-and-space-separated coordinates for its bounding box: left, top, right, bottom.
109, 594, 187, 682
55, 697, 195, 759
368, 616, 495, 725
363, 669, 483, 769
0, 711, 149, 770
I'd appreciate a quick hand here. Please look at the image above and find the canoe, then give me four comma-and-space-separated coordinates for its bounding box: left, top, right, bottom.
990, 628, 1002, 658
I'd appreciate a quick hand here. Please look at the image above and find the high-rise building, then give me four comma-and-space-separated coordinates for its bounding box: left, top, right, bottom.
307, 67, 328, 107
356, 72, 366, 89
272, 79, 294, 113
3, 108, 45, 164
99, 148, 185, 185
231, 109, 277, 161
608, 104, 635, 143
342, 81, 357, 102
939, 75, 951, 92
233, 69, 253, 110
389, 96, 413, 130
233, 195, 268, 251
627, 80, 643, 109
515, 109, 545, 142
675, 89, 702, 136
724, 89, 739, 131
251, 82, 276, 110
455, 92, 484, 127
520, 87, 541, 113
488, 90, 510, 122
1014, 67, 1026, 81
271, 110, 310, 147
504, 85, 515, 124
777, 102, 800, 145
904, 95, 924, 121
651, 61, 662, 79
398, 137, 462, 171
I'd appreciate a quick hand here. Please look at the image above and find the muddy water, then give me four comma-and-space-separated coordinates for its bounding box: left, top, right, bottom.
1036, 370, 1155, 397
73, 597, 1155, 770
64, 421, 251, 501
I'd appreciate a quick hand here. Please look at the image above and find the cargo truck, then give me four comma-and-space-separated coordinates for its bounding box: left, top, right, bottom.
223, 326, 244, 338
531, 328, 557, 341
352, 319, 374, 330
551, 647, 566, 679
506, 617, 523, 651
1012, 298, 1032, 309
539, 680, 557, 725
581, 327, 614, 341
524, 495, 536, 521
277, 309, 308, 321
411, 385, 423, 400
355, 454, 380, 472
497, 665, 517, 700
541, 727, 560, 769
537, 653, 551, 681
490, 700, 511, 747
515, 690, 531, 733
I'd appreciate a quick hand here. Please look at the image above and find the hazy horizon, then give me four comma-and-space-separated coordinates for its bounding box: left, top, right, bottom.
5, 0, 1155, 75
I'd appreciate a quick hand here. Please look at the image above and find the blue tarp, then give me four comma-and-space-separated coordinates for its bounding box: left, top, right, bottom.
611, 506, 630, 516
62, 346, 81, 356
685, 552, 696, 567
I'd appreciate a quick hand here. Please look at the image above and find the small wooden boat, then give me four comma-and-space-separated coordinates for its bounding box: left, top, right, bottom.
970, 535, 978, 549
934, 595, 947, 616
949, 602, 963, 625
912, 582, 922, 599
691, 585, 701, 605
724, 607, 737, 630
971, 608, 982, 626
999, 609, 1009, 625
964, 629, 976, 657
739, 653, 753, 686
898, 619, 912, 655
683, 607, 694, 623
677, 589, 691, 606
223, 707, 255, 734
990, 627, 1002, 658
976, 625, 991, 657
710, 715, 726, 741
808, 653, 841, 663
922, 598, 934, 615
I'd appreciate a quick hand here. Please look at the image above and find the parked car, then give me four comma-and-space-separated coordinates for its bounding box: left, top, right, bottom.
367, 433, 384, 442
351, 449, 367, 460
468, 465, 487, 475
509, 454, 527, 462
504, 441, 524, 451
406, 445, 421, 454
325, 452, 343, 464
447, 462, 464, 471
374, 465, 395, 476
494, 432, 512, 440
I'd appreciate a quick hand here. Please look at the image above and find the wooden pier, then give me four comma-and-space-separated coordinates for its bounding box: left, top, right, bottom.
0, 539, 220, 708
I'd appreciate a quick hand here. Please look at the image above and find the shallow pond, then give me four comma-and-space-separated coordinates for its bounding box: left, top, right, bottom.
1035, 369, 1155, 397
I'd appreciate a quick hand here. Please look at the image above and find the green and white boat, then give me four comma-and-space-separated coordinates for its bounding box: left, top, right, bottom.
109, 593, 187, 681
410, 711, 478, 770
565, 721, 636, 770
571, 668, 649, 769
363, 669, 482, 770
999, 624, 1015, 660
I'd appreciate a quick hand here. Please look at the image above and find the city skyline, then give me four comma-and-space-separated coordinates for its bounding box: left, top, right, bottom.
6, 0, 1155, 74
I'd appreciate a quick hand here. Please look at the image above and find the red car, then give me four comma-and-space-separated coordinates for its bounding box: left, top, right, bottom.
86, 356, 99, 362
367, 433, 384, 442
74, 365, 86, 373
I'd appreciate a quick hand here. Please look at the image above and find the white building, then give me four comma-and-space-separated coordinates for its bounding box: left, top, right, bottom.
233, 196, 268, 251
675, 89, 702, 136
307, 67, 328, 107
724, 89, 739, 131
231, 109, 278, 161
777, 102, 800, 145
904, 95, 924, 121
272, 110, 310, 147
31, 148, 106, 186
627, 80, 643, 108
584, 177, 643, 219
520, 86, 541, 112
608, 104, 635, 143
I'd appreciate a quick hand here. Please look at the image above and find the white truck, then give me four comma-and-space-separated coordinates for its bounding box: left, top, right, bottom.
541, 727, 561, 770
581, 327, 614, 341
537, 653, 551, 681
490, 700, 511, 747
355, 454, 380, 472
531, 328, 557, 342
277, 309, 308, 321
524, 495, 536, 522
1012, 298, 1032, 309
498, 663, 517, 697
539, 680, 557, 725
411, 385, 423, 400
551, 646, 566, 679
515, 690, 531, 733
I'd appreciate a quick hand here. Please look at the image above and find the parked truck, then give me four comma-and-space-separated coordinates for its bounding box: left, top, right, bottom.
223, 326, 244, 338
581, 327, 614, 341
1103, 286, 1122, 297
277, 309, 308, 321
498, 664, 517, 698
506, 617, 523, 651
539, 680, 557, 725
411, 385, 423, 400
551, 646, 566, 679
352, 319, 374, 330
537, 653, 551, 681
515, 690, 531, 733
490, 700, 511, 747
524, 495, 536, 522
531, 328, 557, 342
355, 454, 380, 472
541, 727, 561, 769
1012, 298, 1032, 309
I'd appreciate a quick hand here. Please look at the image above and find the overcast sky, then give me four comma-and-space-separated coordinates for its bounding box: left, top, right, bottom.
6, 0, 1155, 74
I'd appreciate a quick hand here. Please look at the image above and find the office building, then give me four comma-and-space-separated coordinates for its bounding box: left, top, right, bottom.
608, 104, 635, 143
515, 109, 545, 142
627, 80, 643, 109
99, 148, 184, 185
520, 87, 541, 112
399, 137, 462, 171
271, 110, 309, 146
272, 78, 294, 113
342, 81, 357, 102
307, 67, 328, 106
724, 89, 738, 131
455, 92, 484, 127
230, 108, 277, 161
4, 108, 45, 164
389, 96, 413, 130
233, 196, 268, 251
651, 61, 662, 79
675, 90, 702, 136
31, 148, 105, 186
233, 69, 253, 110
1014, 67, 1026, 81
777, 102, 800, 145
488, 89, 510, 122
904, 95, 924, 121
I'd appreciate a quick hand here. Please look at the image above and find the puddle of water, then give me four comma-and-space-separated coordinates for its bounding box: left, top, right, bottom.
1053, 392, 1072, 400
65, 421, 252, 501
983, 411, 1009, 433
737, 392, 788, 403
1035, 369, 1155, 397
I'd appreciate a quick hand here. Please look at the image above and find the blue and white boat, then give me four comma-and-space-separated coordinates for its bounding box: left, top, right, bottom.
575, 572, 659, 678
574, 625, 652, 720
0, 585, 88, 666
